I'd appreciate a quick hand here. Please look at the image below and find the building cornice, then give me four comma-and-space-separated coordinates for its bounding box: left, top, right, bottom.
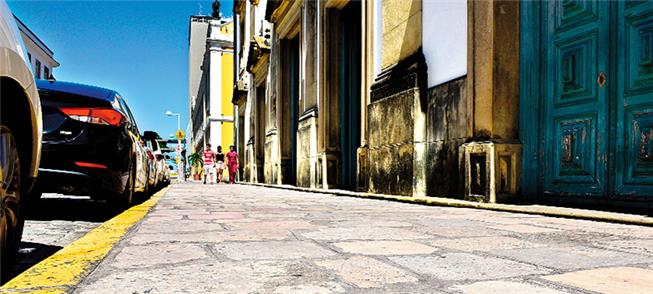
274, 0, 302, 39
14, 15, 58, 63
234, 0, 246, 14
246, 36, 271, 75
325, 0, 349, 9
208, 39, 235, 50
232, 78, 248, 105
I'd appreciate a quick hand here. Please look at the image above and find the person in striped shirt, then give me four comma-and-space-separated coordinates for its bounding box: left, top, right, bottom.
202, 144, 217, 184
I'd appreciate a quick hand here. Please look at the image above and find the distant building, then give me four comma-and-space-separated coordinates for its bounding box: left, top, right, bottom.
14, 16, 59, 80
188, 14, 235, 154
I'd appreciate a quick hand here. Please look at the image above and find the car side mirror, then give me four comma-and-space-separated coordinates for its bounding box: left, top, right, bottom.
156, 154, 164, 160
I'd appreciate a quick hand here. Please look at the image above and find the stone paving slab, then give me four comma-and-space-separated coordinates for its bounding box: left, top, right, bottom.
429, 236, 545, 252
390, 253, 550, 281
543, 267, 653, 294
215, 241, 336, 260
301, 226, 433, 241
111, 244, 208, 269
332, 240, 437, 255
451, 280, 569, 294
73, 183, 653, 293
495, 245, 653, 270
592, 238, 653, 257
315, 256, 419, 288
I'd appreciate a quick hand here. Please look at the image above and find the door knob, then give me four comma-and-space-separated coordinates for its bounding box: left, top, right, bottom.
597, 71, 606, 88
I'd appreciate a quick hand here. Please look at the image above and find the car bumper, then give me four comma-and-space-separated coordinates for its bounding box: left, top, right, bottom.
36, 167, 126, 197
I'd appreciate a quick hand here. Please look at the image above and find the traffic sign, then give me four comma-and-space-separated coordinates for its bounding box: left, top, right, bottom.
175, 129, 185, 140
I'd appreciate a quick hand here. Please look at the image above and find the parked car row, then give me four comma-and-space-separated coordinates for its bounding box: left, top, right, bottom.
34, 80, 170, 205
0, 1, 169, 278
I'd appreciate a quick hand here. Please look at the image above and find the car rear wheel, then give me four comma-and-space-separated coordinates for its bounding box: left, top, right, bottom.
141, 172, 150, 199
1, 125, 24, 280
114, 160, 135, 208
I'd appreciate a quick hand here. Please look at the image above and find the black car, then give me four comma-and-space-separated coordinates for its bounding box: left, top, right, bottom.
34, 80, 149, 206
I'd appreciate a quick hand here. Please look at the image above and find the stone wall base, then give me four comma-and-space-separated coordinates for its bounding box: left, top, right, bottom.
264, 130, 280, 184
297, 110, 319, 188
459, 141, 522, 203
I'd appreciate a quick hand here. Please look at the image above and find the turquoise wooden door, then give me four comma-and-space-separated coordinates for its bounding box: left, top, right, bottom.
339, 2, 361, 190
542, 1, 610, 196
289, 37, 299, 186
524, 1, 653, 199
614, 2, 653, 198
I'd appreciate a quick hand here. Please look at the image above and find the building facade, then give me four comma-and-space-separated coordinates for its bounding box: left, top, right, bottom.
15, 16, 59, 80
232, 0, 653, 208
188, 14, 235, 154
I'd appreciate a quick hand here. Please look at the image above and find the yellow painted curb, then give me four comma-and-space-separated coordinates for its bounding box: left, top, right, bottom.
1, 186, 169, 293
243, 183, 653, 227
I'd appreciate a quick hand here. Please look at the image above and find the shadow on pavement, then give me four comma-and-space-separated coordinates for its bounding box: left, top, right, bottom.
25, 196, 124, 222
24, 185, 165, 222
2, 185, 167, 285
3, 242, 64, 283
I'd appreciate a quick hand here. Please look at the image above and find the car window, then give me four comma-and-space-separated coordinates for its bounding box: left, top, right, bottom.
115, 95, 131, 122
146, 139, 157, 151
150, 139, 160, 152
110, 95, 123, 113
118, 96, 139, 133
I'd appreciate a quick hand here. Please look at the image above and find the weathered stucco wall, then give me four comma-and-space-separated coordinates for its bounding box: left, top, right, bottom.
467, 0, 520, 141
381, 0, 421, 69
264, 132, 278, 184
425, 77, 467, 198
245, 142, 255, 182
368, 89, 417, 195
297, 113, 318, 188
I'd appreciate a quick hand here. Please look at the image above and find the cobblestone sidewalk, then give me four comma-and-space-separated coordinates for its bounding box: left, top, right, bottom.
75, 183, 653, 293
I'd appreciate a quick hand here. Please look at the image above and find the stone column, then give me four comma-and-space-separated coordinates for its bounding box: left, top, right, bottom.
367, 0, 426, 197
460, 0, 521, 203
296, 0, 320, 188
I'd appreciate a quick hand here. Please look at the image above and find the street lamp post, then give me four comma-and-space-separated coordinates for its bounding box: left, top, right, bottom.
166, 110, 184, 182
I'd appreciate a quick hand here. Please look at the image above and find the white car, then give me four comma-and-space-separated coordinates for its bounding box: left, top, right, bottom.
0, 0, 42, 277
143, 131, 169, 188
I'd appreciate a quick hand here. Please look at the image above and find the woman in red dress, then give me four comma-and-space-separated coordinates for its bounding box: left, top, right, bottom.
226, 145, 239, 184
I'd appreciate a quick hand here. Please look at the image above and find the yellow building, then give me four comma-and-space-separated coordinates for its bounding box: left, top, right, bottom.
188, 16, 235, 156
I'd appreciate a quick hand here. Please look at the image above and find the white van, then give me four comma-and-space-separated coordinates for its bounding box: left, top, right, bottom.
0, 0, 42, 278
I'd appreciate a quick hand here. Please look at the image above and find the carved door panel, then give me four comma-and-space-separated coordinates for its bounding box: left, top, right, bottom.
614, 2, 653, 197
542, 1, 610, 196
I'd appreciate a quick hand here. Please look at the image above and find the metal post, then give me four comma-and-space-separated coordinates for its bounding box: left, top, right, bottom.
167, 111, 185, 182
175, 114, 184, 182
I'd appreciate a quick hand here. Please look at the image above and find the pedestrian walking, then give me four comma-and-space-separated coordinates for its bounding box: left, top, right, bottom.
226, 145, 239, 184
202, 144, 217, 184
216, 145, 225, 184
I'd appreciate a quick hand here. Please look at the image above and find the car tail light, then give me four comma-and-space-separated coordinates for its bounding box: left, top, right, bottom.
59, 107, 124, 126
75, 161, 108, 169
146, 150, 155, 161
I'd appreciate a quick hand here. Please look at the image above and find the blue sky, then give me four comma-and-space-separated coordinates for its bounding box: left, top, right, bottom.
8, 0, 233, 139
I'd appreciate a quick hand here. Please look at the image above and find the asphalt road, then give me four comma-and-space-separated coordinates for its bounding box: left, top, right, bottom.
3, 194, 116, 282
4, 186, 161, 284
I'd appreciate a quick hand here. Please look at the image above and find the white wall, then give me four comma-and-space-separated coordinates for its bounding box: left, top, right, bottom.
21, 35, 57, 79
422, 0, 467, 88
